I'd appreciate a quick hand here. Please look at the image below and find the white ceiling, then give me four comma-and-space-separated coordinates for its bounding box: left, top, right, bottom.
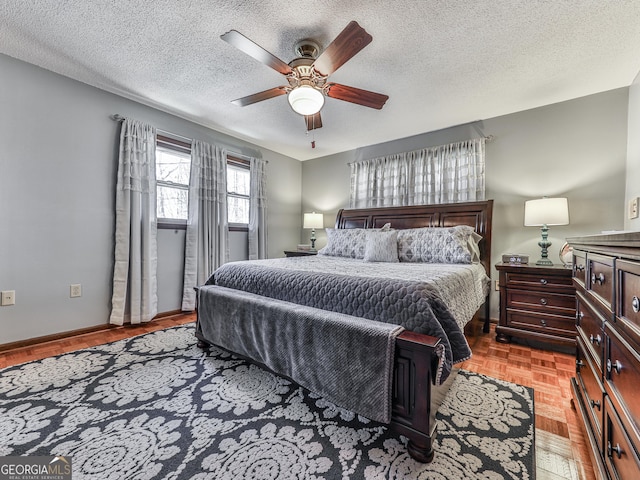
2, 1, 640, 161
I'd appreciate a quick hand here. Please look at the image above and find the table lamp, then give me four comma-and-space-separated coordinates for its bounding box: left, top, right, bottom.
303, 212, 323, 251
524, 197, 569, 266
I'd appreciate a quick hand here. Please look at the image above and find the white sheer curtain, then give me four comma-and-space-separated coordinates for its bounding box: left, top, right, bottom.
181, 140, 228, 311
349, 138, 486, 208
248, 157, 267, 260
110, 119, 158, 325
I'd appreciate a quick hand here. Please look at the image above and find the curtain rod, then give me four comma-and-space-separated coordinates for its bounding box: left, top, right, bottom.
110, 113, 265, 163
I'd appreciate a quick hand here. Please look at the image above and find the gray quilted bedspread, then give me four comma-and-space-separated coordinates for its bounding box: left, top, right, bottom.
206, 262, 472, 384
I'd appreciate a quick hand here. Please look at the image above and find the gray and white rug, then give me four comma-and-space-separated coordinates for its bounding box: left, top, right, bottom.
0, 324, 534, 479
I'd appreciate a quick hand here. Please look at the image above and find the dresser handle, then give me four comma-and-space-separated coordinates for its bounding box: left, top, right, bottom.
540, 278, 548, 285
633, 296, 640, 313
608, 441, 623, 459
591, 272, 605, 285
575, 264, 585, 272
540, 319, 547, 327
607, 359, 623, 375
576, 360, 584, 368
590, 399, 601, 410
540, 298, 548, 305
589, 334, 602, 346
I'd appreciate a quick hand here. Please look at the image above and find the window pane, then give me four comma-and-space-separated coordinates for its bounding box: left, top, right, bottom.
157, 185, 188, 220
228, 196, 249, 224
227, 164, 250, 195
157, 148, 191, 184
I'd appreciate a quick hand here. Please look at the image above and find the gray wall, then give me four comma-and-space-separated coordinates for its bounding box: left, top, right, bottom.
302, 88, 630, 320
0, 54, 301, 344
626, 70, 640, 231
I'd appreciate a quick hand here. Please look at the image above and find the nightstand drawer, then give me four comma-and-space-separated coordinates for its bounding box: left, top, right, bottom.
507, 290, 575, 315
506, 310, 575, 337
505, 271, 574, 292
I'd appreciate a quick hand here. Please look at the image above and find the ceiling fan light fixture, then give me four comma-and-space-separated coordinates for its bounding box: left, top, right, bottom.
287, 85, 325, 116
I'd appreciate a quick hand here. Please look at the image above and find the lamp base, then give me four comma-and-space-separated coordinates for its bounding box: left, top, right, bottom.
535, 258, 554, 266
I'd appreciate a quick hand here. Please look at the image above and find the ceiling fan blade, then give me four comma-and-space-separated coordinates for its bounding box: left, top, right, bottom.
326, 83, 388, 109
221, 30, 293, 76
231, 87, 288, 107
312, 21, 373, 76
304, 112, 322, 131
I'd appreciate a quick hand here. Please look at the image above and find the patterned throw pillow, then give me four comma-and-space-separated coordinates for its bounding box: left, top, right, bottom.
397, 225, 478, 263
363, 230, 399, 262
318, 228, 369, 258
317, 223, 393, 259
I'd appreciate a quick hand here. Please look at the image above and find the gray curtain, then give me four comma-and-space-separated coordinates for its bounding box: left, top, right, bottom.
110, 118, 158, 325
181, 140, 228, 311
350, 138, 486, 208
248, 157, 268, 260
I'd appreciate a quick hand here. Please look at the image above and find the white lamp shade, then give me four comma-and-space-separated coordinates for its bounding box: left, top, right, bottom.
303, 212, 323, 229
288, 86, 325, 115
524, 197, 569, 226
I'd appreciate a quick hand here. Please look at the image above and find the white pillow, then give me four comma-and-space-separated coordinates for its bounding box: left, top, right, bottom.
364, 230, 399, 262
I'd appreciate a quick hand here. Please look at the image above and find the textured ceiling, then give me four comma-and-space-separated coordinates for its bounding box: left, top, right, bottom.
2, 1, 640, 161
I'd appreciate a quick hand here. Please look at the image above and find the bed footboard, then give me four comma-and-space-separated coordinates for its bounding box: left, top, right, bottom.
195, 308, 443, 463
390, 330, 441, 463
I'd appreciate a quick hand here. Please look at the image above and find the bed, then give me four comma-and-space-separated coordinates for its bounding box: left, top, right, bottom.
194, 200, 493, 463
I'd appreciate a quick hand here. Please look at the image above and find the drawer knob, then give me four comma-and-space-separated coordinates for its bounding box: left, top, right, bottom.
576, 359, 584, 368
574, 264, 585, 273
540, 278, 548, 285
589, 334, 602, 346
608, 441, 623, 459
591, 272, 605, 285
540, 319, 547, 327
540, 298, 548, 305
632, 296, 640, 313
589, 399, 601, 410
607, 359, 623, 375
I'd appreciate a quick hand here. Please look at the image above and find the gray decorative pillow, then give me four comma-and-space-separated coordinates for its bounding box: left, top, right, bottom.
397, 225, 478, 263
364, 230, 399, 262
317, 228, 368, 258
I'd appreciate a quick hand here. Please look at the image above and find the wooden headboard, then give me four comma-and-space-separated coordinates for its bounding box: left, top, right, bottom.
335, 200, 494, 275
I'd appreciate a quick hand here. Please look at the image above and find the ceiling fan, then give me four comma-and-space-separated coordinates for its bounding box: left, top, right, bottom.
221, 21, 389, 131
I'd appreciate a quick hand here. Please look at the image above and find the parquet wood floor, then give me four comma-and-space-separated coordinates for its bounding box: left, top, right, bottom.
1, 315, 593, 479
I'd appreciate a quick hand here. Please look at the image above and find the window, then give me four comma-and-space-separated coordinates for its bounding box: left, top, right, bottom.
156, 135, 191, 227
227, 156, 250, 230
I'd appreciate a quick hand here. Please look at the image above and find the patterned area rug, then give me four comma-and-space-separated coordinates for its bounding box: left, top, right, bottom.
0, 324, 534, 479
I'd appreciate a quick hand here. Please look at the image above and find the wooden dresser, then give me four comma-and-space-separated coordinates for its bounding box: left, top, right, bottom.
568, 233, 640, 480
495, 262, 576, 346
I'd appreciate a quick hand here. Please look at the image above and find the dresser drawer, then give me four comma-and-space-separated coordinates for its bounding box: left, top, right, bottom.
505, 271, 574, 292
616, 259, 640, 346
604, 397, 640, 480
577, 291, 606, 372
576, 337, 605, 450
506, 310, 576, 338
588, 253, 615, 314
507, 290, 575, 315
605, 324, 640, 447
573, 249, 588, 290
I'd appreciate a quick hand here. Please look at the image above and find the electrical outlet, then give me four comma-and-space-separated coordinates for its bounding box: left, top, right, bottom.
70, 284, 82, 298
630, 197, 639, 219
495, 280, 500, 291
1, 290, 16, 306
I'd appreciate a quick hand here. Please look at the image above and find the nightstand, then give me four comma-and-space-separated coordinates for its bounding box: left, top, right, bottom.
495, 262, 576, 347
284, 250, 318, 257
